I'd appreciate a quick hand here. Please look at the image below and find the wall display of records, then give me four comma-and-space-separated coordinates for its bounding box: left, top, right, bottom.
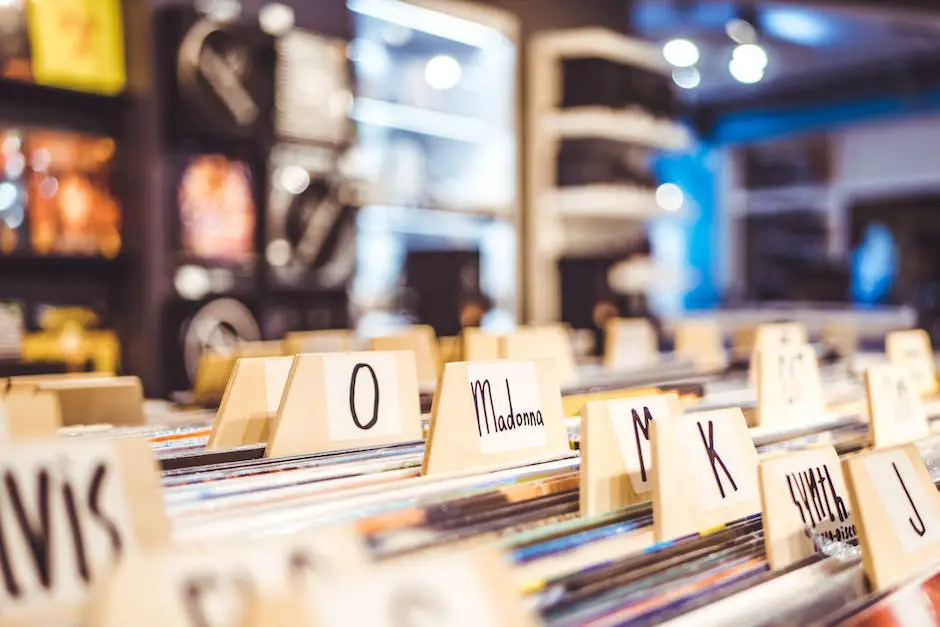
162, 296, 261, 391
158, 6, 276, 144
266, 143, 358, 291
0, 126, 121, 257
275, 29, 352, 145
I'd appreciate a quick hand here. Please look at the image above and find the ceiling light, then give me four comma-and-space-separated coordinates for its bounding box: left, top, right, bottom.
672, 67, 700, 89
655, 183, 684, 212
725, 19, 756, 44
662, 39, 699, 68
729, 57, 765, 84
732, 43, 768, 69
424, 55, 461, 90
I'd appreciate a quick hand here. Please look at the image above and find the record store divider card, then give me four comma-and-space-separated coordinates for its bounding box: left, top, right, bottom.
0, 438, 168, 626
603, 318, 659, 371
0, 387, 61, 441
88, 526, 369, 627
651, 407, 761, 542
370, 326, 442, 388
865, 364, 930, 449
265, 351, 422, 459
207, 356, 294, 451
423, 360, 572, 476
754, 343, 826, 428
758, 446, 856, 570
748, 322, 808, 386
580, 393, 682, 516
26, 0, 126, 94
843, 445, 940, 590
886, 329, 938, 397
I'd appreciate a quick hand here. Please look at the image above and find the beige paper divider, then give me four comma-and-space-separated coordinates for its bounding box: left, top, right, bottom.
88, 526, 367, 627
754, 344, 825, 428
747, 322, 809, 386
1, 389, 62, 440
370, 325, 442, 385
305, 542, 539, 627
886, 329, 938, 397
842, 445, 940, 590
580, 394, 682, 516
0, 437, 168, 627
6, 371, 114, 386
207, 356, 295, 450
500, 325, 577, 385
422, 360, 572, 476
603, 318, 659, 371
22, 376, 146, 427
758, 446, 855, 570
463, 327, 502, 362
651, 407, 761, 542
283, 330, 353, 355
823, 323, 859, 357
240, 594, 312, 627
193, 342, 286, 405
266, 351, 422, 459
674, 319, 726, 370
866, 364, 930, 449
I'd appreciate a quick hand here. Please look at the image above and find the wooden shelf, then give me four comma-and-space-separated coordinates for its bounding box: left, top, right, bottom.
0, 254, 128, 282
546, 185, 661, 220
0, 78, 129, 132
532, 28, 668, 75
543, 107, 691, 150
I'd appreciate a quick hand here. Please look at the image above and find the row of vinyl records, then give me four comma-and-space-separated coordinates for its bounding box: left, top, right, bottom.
0, 320, 939, 626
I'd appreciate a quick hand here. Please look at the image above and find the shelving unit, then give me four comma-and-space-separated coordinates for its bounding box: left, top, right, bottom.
527, 27, 691, 323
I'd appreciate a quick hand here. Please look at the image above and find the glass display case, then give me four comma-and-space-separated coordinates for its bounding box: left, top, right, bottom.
347, 0, 519, 334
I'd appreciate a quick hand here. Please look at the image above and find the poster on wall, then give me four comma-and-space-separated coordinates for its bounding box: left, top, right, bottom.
26, 0, 126, 94
0, 0, 31, 81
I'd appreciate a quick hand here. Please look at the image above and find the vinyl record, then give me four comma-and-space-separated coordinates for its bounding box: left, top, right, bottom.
266, 144, 357, 290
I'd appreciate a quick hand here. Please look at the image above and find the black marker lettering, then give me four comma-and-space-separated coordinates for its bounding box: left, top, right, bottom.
787, 475, 808, 525
182, 575, 216, 627
349, 363, 380, 431
389, 586, 446, 627
62, 480, 89, 583
697, 420, 738, 499
824, 465, 849, 523
893, 461, 927, 537
804, 469, 826, 523
0, 489, 21, 597
470, 380, 495, 437
88, 463, 123, 556
6, 469, 52, 589
631, 407, 654, 483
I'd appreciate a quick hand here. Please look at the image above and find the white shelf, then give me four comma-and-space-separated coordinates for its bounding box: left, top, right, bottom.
351, 97, 488, 143
532, 28, 668, 75
545, 185, 660, 220
543, 107, 691, 150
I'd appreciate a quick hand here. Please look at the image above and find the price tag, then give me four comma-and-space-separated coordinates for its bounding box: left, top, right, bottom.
866, 364, 929, 449
603, 318, 658, 371
266, 351, 421, 459
580, 394, 679, 516
27, 0, 126, 94
843, 445, 940, 590
208, 357, 294, 451
90, 527, 366, 627
0, 438, 168, 625
422, 360, 571, 476
307, 544, 538, 627
651, 408, 760, 541
886, 329, 938, 397
755, 344, 825, 428
758, 446, 855, 570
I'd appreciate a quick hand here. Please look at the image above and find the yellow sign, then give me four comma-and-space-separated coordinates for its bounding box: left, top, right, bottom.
27, 0, 126, 94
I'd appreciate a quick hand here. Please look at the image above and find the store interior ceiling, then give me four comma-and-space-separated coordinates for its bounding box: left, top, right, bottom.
635, 0, 940, 123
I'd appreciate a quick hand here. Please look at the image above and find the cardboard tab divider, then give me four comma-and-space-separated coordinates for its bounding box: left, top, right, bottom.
463, 327, 502, 362
0, 437, 168, 627
370, 325, 442, 386
1, 389, 62, 441
283, 330, 353, 355
651, 407, 761, 542
193, 342, 286, 405
674, 318, 727, 370
758, 446, 856, 570
499, 325, 578, 386
580, 393, 682, 516
604, 318, 659, 372
747, 322, 809, 386
305, 542, 539, 627
886, 329, 939, 397
754, 344, 826, 428
88, 526, 367, 627
866, 364, 930, 449
842, 445, 940, 590
207, 356, 295, 451
422, 360, 572, 476
266, 351, 422, 459
23, 376, 146, 427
